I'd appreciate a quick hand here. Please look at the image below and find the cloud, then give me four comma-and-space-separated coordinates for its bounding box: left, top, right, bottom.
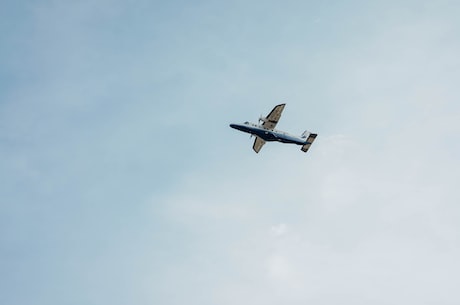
2, 1, 460, 305
153, 120, 460, 304
271, 223, 289, 237
153, 18, 460, 296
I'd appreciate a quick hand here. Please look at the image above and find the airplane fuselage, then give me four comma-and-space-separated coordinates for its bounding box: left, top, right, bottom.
230, 122, 307, 145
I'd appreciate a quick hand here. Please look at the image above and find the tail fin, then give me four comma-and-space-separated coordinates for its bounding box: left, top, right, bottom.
301, 132, 317, 153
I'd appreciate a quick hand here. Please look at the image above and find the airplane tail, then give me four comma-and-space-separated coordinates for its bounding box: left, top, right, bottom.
300, 131, 317, 153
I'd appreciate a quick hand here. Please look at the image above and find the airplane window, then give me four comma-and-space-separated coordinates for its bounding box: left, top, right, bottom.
244, 121, 249, 124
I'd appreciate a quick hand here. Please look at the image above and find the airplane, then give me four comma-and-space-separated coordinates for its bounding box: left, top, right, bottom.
230, 103, 317, 153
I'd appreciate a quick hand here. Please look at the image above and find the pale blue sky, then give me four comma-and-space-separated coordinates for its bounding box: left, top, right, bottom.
1, 1, 460, 304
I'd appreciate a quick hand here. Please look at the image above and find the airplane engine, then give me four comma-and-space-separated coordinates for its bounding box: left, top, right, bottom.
259, 116, 268, 123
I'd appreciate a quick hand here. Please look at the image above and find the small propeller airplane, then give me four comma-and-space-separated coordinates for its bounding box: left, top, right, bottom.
230, 103, 317, 153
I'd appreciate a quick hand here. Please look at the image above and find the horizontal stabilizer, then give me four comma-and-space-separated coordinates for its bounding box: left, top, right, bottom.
301, 133, 317, 153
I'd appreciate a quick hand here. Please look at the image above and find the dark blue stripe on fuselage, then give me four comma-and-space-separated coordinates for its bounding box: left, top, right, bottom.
230, 123, 305, 145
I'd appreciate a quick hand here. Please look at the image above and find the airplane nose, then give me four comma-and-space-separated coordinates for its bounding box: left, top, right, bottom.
229, 124, 237, 129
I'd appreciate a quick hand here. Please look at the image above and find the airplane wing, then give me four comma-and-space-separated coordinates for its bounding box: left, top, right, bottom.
253, 136, 266, 153
262, 103, 286, 130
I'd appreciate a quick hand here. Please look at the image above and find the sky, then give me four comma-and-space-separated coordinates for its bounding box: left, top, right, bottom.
1, 0, 460, 304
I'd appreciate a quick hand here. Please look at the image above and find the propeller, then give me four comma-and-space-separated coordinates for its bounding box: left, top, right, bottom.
259, 115, 266, 124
